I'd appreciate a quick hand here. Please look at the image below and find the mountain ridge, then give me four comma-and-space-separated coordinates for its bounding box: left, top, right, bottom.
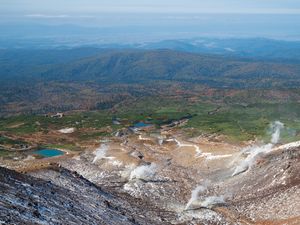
40, 49, 300, 88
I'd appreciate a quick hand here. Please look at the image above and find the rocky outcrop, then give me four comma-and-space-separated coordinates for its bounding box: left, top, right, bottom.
0, 166, 163, 225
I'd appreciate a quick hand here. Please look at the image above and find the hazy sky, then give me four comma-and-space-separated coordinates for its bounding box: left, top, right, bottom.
2, 0, 300, 15
1, 0, 300, 42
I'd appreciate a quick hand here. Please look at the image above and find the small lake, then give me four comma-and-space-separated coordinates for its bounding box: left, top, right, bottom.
134, 122, 153, 128
33, 149, 64, 158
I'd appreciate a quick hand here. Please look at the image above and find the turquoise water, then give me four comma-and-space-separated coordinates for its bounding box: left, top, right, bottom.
34, 149, 64, 158
134, 122, 152, 128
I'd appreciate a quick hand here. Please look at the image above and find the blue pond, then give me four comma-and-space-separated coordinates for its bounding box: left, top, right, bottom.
34, 149, 64, 158
134, 122, 152, 128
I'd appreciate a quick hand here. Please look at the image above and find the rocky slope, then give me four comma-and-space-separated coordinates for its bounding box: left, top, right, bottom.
0, 165, 166, 225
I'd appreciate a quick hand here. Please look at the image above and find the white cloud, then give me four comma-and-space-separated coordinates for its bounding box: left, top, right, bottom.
25, 14, 70, 18
7, 0, 300, 15
25, 14, 95, 19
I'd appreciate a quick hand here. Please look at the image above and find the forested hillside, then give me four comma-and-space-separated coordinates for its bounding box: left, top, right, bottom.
1, 49, 300, 116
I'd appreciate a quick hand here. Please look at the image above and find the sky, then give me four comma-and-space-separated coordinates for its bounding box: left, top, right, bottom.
2, 0, 300, 15
1, 0, 300, 42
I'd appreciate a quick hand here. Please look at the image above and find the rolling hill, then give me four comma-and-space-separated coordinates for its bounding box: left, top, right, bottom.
1, 49, 300, 115
38, 49, 300, 88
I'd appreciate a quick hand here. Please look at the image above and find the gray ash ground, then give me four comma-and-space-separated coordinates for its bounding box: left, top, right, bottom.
0, 165, 176, 225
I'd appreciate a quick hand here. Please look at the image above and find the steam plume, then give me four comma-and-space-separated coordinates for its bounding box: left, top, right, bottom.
92, 144, 114, 163
185, 184, 207, 210
270, 121, 284, 144
200, 196, 225, 209
232, 121, 284, 176
185, 180, 213, 209
129, 163, 157, 181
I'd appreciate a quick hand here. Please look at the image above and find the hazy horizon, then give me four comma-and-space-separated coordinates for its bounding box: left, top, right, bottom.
1, 0, 300, 43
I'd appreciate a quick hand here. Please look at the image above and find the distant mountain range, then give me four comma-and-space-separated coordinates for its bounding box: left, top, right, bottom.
1, 49, 299, 88
140, 38, 300, 63
1, 48, 300, 115
1, 32, 300, 62
37, 49, 299, 89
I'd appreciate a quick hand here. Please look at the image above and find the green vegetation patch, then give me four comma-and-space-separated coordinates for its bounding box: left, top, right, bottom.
78, 131, 110, 141
0, 115, 40, 134
0, 111, 113, 134
0, 136, 27, 146
186, 102, 300, 142
1, 95, 300, 143
0, 149, 11, 157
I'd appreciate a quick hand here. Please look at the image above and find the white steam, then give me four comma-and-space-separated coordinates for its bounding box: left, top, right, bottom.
273, 140, 300, 151
120, 164, 136, 179
232, 144, 272, 176
158, 138, 164, 145
185, 182, 225, 210
270, 121, 284, 144
232, 121, 284, 176
92, 144, 114, 163
200, 196, 225, 209
129, 163, 157, 181
185, 184, 207, 210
